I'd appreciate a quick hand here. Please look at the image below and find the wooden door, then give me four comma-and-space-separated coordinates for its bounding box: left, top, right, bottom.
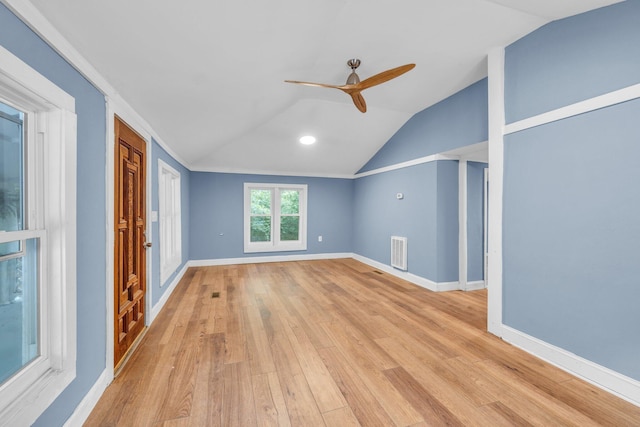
114, 117, 147, 369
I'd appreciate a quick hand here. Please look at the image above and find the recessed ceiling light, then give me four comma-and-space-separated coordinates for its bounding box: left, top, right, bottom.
299, 135, 316, 145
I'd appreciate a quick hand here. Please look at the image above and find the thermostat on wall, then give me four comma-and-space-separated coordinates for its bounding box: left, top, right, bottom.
396, 193, 404, 200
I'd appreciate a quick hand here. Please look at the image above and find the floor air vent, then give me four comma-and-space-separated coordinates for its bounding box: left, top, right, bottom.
391, 236, 408, 271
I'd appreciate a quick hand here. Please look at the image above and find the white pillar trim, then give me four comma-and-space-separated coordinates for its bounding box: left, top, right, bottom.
458, 160, 468, 290
487, 47, 505, 336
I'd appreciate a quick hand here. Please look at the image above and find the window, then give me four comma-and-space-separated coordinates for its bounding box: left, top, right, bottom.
0, 46, 77, 426
244, 183, 307, 253
158, 159, 181, 283
0, 103, 34, 384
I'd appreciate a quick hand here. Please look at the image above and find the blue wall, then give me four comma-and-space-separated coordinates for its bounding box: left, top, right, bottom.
354, 163, 439, 278
467, 161, 487, 282
189, 172, 354, 260
151, 139, 190, 303
505, 0, 640, 124
358, 78, 488, 172
0, 4, 108, 426
503, 1, 640, 381
353, 79, 488, 284
436, 161, 459, 283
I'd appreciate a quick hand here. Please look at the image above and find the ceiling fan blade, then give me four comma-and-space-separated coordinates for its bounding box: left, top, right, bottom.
284, 80, 342, 90
356, 63, 415, 91
349, 92, 367, 113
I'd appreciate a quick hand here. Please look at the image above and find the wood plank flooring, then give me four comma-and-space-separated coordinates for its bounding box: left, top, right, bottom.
85, 259, 640, 426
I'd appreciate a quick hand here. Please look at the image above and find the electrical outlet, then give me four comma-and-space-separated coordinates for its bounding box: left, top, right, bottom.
318, 235, 323, 242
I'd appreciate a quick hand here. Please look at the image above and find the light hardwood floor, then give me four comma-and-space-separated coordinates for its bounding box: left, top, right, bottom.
85, 259, 640, 426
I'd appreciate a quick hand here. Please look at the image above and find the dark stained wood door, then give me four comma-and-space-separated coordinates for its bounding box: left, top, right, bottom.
114, 116, 147, 369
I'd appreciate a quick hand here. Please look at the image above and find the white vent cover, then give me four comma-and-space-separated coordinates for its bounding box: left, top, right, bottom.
391, 236, 408, 270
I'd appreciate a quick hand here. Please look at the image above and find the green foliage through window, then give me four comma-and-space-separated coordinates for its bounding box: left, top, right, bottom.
250, 189, 271, 215
280, 216, 299, 241
280, 190, 299, 214
250, 216, 271, 242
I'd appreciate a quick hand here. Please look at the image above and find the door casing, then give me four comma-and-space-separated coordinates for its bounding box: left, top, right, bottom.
105, 106, 154, 380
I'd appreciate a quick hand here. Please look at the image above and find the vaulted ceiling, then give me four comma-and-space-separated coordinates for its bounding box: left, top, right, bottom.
26, 0, 621, 176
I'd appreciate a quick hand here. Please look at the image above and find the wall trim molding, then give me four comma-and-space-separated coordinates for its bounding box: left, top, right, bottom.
188, 252, 353, 267
352, 254, 465, 292
149, 262, 190, 323
501, 325, 640, 407
465, 280, 486, 291
192, 150, 474, 180
190, 166, 354, 180
505, 82, 640, 135
354, 141, 489, 179
354, 154, 455, 178
189, 253, 465, 292
62, 369, 110, 427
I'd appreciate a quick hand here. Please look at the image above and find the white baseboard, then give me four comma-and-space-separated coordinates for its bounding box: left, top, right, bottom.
63, 369, 110, 427
501, 325, 640, 407
189, 253, 470, 294
465, 280, 486, 291
149, 262, 189, 323
352, 254, 463, 292
436, 281, 461, 292
189, 253, 465, 294
188, 252, 353, 267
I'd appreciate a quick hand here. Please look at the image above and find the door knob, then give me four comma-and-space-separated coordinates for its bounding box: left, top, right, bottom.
143, 231, 152, 249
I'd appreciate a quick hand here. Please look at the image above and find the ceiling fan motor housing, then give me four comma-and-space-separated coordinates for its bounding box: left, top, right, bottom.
346, 71, 360, 85
346, 59, 361, 84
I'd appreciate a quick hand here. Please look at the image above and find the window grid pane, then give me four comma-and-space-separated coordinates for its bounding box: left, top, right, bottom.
250, 216, 271, 242
0, 237, 39, 384
251, 189, 271, 215
280, 190, 299, 215
0, 103, 25, 258
280, 215, 300, 241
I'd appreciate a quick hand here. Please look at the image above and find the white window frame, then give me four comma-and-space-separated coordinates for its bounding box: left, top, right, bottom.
158, 159, 181, 284
0, 45, 77, 426
244, 183, 307, 253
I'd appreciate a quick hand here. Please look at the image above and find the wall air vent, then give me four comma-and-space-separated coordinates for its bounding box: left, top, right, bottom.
391, 236, 408, 271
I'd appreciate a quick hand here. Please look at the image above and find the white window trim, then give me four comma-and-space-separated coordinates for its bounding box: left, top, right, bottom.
158, 159, 181, 284
0, 45, 77, 426
243, 183, 307, 253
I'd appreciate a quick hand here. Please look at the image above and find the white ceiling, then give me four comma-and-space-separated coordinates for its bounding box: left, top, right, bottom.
26, 0, 620, 177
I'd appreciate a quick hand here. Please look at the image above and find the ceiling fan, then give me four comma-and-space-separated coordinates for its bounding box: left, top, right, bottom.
285, 59, 415, 113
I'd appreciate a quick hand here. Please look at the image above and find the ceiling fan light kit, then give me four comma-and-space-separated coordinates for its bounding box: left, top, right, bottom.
285, 59, 415, 113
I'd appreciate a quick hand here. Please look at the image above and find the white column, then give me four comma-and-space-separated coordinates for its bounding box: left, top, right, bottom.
487, 47, 505, 336
458, 159, 468, 291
